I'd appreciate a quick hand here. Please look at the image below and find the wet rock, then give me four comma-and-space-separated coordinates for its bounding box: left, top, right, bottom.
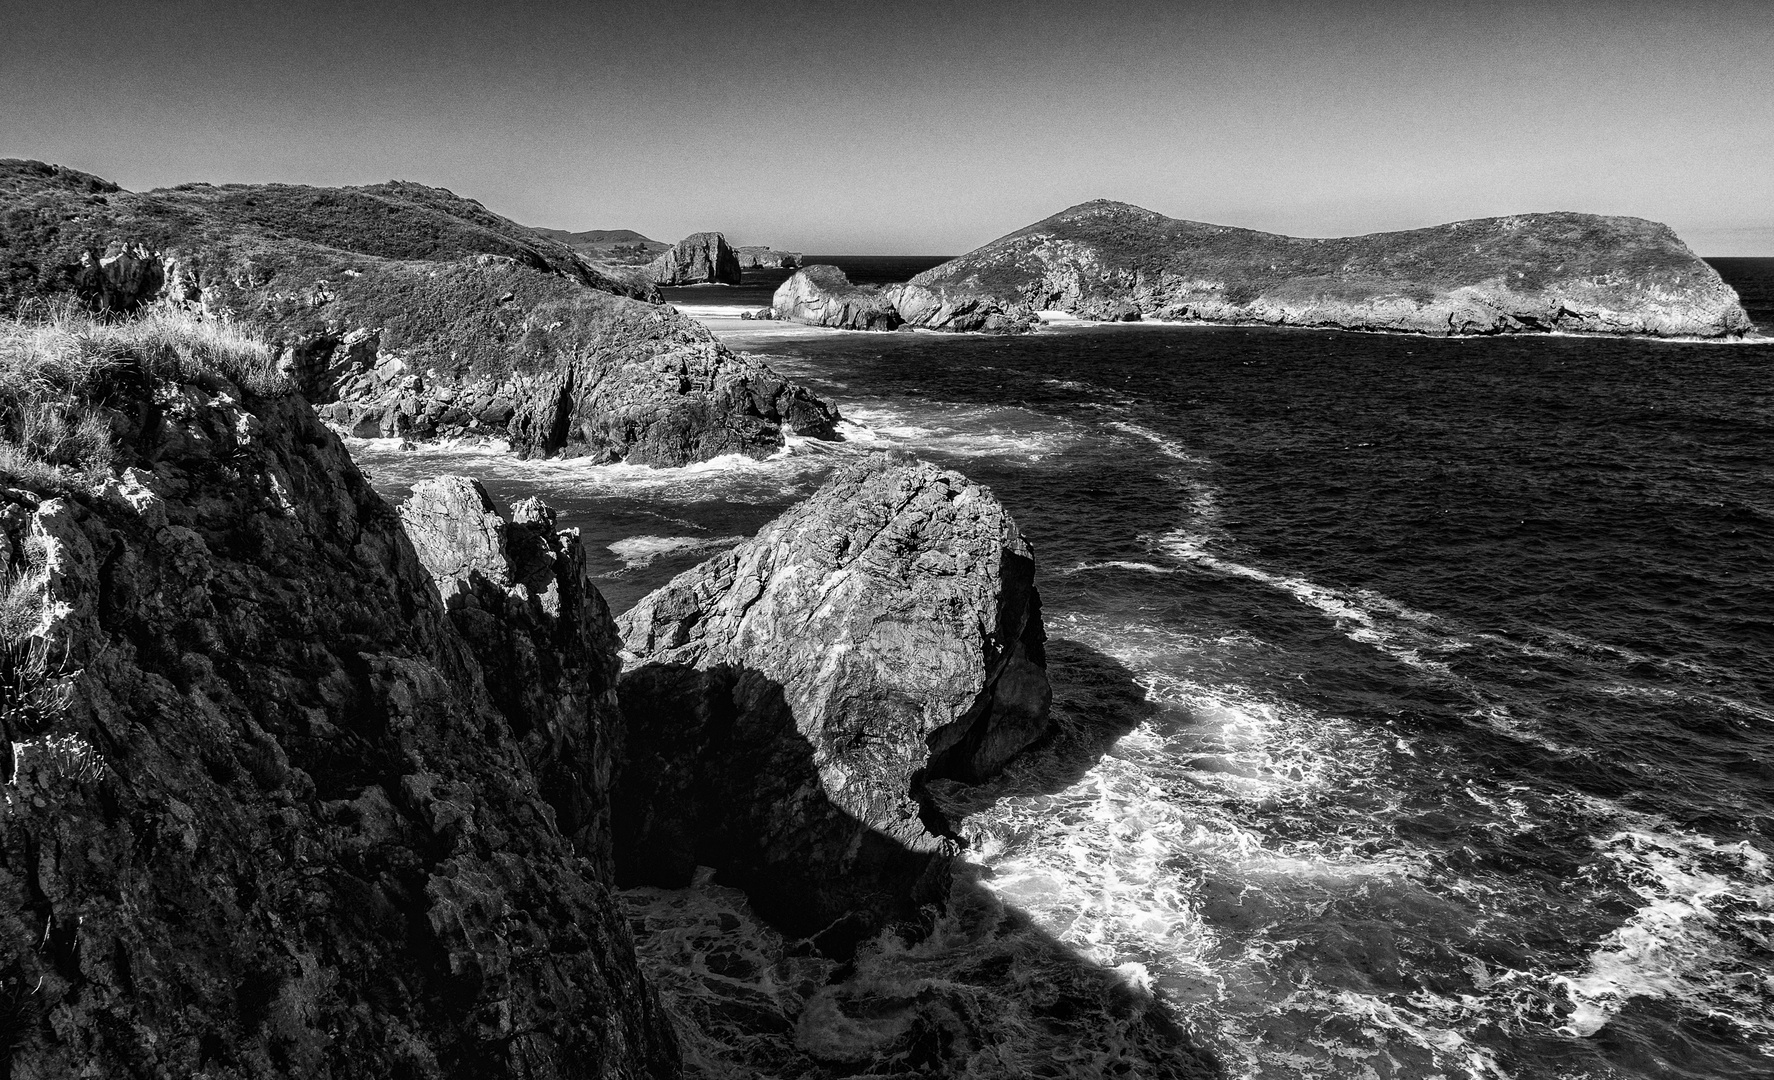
614, 453, 1052, 937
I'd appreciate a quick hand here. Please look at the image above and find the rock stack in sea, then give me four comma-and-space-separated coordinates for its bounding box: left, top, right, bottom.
613, 454, 1053, 941
646, 231, 743, 285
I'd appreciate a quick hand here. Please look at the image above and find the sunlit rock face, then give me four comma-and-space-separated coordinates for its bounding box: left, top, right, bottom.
613, 454, 1052, 940
648, 231, 742, 285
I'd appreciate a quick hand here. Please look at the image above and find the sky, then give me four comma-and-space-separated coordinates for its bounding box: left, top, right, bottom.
2, 0, 1770, 254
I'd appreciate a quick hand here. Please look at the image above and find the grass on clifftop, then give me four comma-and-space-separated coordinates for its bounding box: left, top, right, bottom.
0, 304, 281, 491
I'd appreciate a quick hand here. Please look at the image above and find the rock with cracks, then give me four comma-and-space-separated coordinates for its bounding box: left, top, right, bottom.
614, 453, 1052, 944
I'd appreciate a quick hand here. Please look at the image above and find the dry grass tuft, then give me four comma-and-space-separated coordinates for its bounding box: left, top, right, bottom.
0, 301, 284, 490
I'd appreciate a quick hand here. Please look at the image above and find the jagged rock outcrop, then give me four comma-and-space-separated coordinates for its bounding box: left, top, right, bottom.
771, 265, 1034, 333
0, 371, 678, 1074
294, 287, 841, 463
734, 246, 801, 270
613, 454, 1052, 941
647, 232, 741, 286
913, 199, 1756, 338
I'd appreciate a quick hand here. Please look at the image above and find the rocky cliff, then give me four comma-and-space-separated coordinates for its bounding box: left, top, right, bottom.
0, 328, 679, 1075
0, 160, 841, 465
279, 269, 841, 463
771, 265, 1034, 333
647, 233, 741, 286
613, 454, 1052, 942
733, 247, 800, 270
913, 200, 1755, 338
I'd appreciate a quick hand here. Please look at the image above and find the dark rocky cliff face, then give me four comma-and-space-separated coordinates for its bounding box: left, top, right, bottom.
912, 200, 1756, 338
613, 455, 1052, 943
0, 373, 678, 1076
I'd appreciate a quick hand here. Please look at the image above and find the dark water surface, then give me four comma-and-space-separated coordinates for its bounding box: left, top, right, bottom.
361, 260, 1774, 1079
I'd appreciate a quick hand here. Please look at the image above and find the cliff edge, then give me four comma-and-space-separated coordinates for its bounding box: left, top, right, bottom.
0, 313, 679, 1076
912, 200, 1754, 338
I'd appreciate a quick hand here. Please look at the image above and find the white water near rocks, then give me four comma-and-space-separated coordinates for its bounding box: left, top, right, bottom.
357, 280, 1774, 1079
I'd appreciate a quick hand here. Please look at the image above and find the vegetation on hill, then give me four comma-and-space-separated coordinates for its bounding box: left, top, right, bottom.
529, 225, 670, 266
0, 160, 652, 314
913, 200, 1753, 337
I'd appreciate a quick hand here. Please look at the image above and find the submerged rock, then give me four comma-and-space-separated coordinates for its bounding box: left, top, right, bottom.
648, 231, 742, 285
913, 199, 1756, 338
772, 265, 1034, 333
0, 367, 677, 1075
613, 454, 1052, 940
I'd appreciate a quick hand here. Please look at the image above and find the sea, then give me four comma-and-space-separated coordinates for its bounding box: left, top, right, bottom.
356, 257, 1774, 1079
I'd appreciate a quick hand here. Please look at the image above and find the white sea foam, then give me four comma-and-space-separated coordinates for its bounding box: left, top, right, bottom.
1557, 828, 1774, 1043
606, 534, 746, 569
1150, 526, 1467, 677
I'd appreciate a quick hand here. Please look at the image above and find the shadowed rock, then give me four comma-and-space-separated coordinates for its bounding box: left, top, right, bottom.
0, 371, 677, 1075
613, 453, 1052, 937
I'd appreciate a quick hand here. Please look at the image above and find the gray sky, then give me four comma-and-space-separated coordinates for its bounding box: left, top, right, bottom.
3, 0, 1769, 254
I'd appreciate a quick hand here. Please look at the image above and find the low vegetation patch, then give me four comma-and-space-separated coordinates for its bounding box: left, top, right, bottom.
0, 302, 282, 490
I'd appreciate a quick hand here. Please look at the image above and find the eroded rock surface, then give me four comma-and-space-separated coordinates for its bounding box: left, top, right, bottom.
913, 199, 1756, 338
284, 284, 842, 464
771, 265, 1033, 333
613, 454, 1051, 938
0, 376, 677, 1076
648, 232, 742, 286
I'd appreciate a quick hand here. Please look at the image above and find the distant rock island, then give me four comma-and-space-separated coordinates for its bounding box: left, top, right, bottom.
908, 200, 1753, 338
0, 160, 840, 463
735, 245, 801, 270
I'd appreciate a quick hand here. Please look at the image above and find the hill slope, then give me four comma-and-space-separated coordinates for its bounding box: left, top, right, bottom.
912, 200, 1754, 338
0, 161, 840, 463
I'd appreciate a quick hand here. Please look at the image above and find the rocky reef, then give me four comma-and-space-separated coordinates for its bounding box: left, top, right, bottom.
771, 265, 1034, 333
613, 454, 1053, 942
734, 246, 801, 270
0, 349, 678, 1075
647, 232, 742, 286
0, 160, 841, 465
912, 200, 1755, 338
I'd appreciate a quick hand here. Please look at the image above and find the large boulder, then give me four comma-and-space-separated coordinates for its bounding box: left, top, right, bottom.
613, 454, 1052, 942
0, 343, 678, 1076
648, 231, 742, 285
771, 265, 1033, 333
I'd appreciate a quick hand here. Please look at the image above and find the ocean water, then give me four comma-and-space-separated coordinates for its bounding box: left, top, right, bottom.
358, 259, 1774, 1079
